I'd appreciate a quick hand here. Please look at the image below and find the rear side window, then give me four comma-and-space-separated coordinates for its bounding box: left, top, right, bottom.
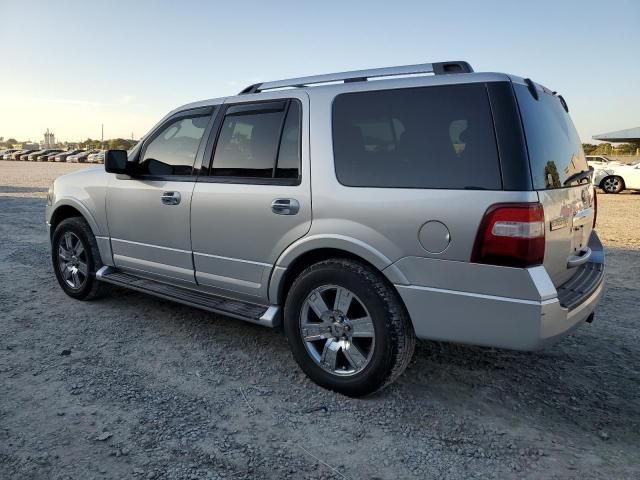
211, 100, 301, 180
332, 83, 501, 189
514, 84, 588, 189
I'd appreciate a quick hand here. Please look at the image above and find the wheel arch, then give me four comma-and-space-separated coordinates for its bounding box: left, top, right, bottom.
49, 200, 101, 240
268, 235, 409, 305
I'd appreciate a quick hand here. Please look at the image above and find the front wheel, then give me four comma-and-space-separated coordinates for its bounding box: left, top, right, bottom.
51, 217, 105, 300
601, 176, 624, 194
284, 259, 415, 397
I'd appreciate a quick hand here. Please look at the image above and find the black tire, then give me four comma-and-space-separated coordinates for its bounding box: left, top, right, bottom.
51, 217, 105, 300
283, 258, 415, 397
600, 175, 624, 194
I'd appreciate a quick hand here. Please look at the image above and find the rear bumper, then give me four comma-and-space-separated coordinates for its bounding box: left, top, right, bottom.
393, 232, 605, 351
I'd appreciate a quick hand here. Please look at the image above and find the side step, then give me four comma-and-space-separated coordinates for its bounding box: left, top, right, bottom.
96, 267, 280, 328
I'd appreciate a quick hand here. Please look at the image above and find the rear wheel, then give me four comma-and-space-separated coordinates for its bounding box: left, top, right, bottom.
52, 217, 105, 300
601, 176, 624, 194
284, 258, 415, 397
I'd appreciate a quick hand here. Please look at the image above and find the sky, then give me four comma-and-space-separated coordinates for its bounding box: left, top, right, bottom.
0, 0, 638, 144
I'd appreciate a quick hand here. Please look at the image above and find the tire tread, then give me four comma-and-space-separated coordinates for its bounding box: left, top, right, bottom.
286, 258, 415, 396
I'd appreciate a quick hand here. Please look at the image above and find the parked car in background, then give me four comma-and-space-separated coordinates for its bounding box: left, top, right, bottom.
586, 155, 621, 169
12, 149, 36, 161
25, 150, 44, 161
6, 150, 24, 160
68, 149, 99, 163
26, 150, 49, 161
597, 160, 640, 193
43, 150, 65, 161
47, 61, 605, 396
0, 148, 18, 158
87, 151, 105, 163
54, 149, 85, 162
36, 149, 63, 161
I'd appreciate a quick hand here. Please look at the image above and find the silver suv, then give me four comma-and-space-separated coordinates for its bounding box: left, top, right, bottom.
46, 61, 605, 396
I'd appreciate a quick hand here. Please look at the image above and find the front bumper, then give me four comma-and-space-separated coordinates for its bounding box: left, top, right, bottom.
393, 232, 605, 351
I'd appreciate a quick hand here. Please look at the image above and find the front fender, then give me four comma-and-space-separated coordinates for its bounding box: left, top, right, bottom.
48, 197, 102, 236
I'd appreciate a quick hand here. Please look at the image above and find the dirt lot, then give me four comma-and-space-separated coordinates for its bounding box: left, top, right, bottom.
1, 160, 639, 479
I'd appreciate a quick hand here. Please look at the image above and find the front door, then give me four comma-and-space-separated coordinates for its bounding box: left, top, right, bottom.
190, 92, 311, 302
106, 107, 215, 285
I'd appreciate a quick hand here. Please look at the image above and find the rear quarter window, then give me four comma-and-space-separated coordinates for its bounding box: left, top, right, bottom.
332, 83, 502, 190
514, 84, 588, 189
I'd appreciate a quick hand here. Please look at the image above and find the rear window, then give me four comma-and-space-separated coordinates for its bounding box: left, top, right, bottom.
332, 83, 501, 189
514, 84, 588, 190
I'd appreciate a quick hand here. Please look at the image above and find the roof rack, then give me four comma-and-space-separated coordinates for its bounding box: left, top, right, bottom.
239, 61, 473, 94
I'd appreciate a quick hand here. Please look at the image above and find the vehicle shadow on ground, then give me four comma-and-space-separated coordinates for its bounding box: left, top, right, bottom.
5, 195, 639, 452
98, 250, 639, 443
404, 245, 639, 442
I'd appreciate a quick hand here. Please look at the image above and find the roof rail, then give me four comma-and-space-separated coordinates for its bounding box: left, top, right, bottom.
239, 61, 473, 94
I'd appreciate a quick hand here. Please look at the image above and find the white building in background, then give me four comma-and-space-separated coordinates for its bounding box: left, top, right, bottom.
42, 129, 56, 148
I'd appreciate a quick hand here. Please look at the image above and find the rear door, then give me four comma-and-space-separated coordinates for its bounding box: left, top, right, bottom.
513, 81, 594, 286
190, 92, 311, 302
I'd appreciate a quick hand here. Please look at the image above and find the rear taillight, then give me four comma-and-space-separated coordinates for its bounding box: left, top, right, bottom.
471, 203, 545, 268
593, 189, 597, 229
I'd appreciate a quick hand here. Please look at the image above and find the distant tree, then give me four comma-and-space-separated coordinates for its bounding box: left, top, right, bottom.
544, 161, 561, 189
107, 138, 137, 151
591, 143, 612, 155
79, 138, 103, 149
3, 138, 18, 148
614, 143, 637, 155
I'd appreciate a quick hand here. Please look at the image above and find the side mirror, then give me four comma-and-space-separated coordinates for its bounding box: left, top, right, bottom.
105, 150, 131, 174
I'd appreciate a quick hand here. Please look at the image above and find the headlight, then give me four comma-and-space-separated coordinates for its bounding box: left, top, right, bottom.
47, 184, 54, 206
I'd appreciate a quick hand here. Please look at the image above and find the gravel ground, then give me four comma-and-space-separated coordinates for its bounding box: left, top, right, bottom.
1, 160, 639, 479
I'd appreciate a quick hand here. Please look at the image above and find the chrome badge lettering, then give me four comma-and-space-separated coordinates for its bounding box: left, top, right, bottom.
550, 217, 569, 231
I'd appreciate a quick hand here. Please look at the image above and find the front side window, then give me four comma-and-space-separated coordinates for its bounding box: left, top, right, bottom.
332, 83, 501, 189
138, 114, 211, 176
211, 100, 301, 180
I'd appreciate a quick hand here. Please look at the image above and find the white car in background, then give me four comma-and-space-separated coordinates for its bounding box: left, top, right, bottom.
586, 155, 621, 169
588, 155, 623, 191
86, 151, 105, 163
68, 149, 99, 163
597, 161, 640, 193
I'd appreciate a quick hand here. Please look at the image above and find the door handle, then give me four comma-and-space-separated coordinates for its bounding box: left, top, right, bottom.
271, 198, 300, 215
161, 191, 181, 205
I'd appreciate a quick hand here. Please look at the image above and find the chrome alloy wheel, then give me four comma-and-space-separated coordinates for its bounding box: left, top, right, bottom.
299, 285, 376, 376
57, 232, 88, 289
603, 176, 622, 193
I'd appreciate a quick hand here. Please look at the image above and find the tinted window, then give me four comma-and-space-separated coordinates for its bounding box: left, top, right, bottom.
212, 109, 283, 177
514, 84, 588, 189
276, 102, 301, 178
332, 83, 501, 189
139, 114, 211, 176
211, 100, 301, 180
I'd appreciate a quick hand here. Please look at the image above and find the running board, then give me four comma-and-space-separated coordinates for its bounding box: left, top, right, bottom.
96, 266, 279, 328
